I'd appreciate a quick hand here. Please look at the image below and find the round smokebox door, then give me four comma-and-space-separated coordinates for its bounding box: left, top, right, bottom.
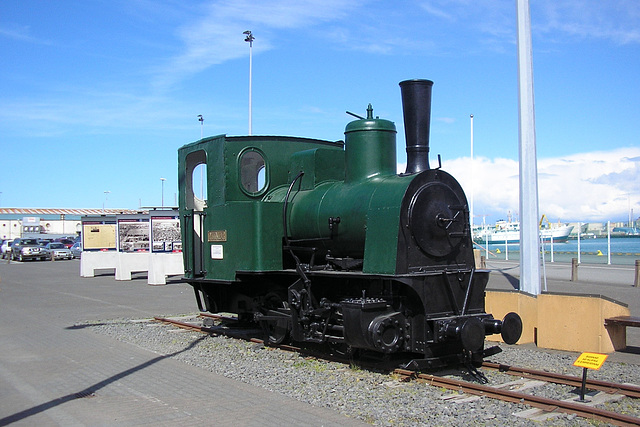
408, 182, 466, 257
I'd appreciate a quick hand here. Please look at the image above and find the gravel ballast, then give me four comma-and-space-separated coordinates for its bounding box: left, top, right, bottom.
88, 315, 640, 426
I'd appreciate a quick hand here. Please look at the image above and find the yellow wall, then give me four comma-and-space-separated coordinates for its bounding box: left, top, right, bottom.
485, 290, 630, 353
485, 290, 537, 344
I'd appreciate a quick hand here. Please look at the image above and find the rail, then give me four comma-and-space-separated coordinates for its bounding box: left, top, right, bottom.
153, 315, 640, 426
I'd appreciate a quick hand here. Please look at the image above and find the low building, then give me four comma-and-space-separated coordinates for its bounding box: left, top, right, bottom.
0, 208, 139, 240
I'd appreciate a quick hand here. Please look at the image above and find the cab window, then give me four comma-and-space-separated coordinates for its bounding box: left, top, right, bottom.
239, 149, 267, 195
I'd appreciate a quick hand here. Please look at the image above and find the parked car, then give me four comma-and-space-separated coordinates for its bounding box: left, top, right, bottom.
42, 242, 74, 260
38, 239, 53, 248
70, 241, 83, 258
10, 238, 45, 261
54, 238, 75, 249
1, 239, 14, 259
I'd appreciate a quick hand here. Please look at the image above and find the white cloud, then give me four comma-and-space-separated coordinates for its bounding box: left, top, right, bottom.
399, 147, 640, 224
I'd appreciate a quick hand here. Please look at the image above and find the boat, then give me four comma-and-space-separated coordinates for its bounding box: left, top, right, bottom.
473, 220, 574, 244
611, 227, 640, 237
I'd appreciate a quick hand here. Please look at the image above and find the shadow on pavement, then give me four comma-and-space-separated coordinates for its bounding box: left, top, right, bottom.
0, 335, 207, 425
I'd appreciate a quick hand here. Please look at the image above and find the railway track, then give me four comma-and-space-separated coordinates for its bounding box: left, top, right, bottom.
482, 361, 640, 399
393, 369, 640, 426
153, 315, 640, 426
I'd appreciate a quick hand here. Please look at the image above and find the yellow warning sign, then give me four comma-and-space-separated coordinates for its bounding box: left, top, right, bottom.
573, 352, 608, 370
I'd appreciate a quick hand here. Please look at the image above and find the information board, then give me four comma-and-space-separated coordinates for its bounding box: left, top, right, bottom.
83, 222, 117, 251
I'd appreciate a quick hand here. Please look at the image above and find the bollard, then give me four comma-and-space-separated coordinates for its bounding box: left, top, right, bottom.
480, 255, 486, 269
571, 258, 578, 282
635, 260, 640, 288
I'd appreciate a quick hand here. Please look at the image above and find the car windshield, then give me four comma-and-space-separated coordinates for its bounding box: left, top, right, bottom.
50, 243, 65, 249
23, 239, 39, 245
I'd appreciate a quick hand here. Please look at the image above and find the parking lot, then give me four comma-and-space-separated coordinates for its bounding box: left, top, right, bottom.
1, 237, 81, 262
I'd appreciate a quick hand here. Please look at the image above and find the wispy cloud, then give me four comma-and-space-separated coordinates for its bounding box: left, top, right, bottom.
436, 117, 456, 124
536, 0, 640, 45
418, 0, 640, 48
0, 23, 52, 45
153, 0, 362, 90
151, 0, 640, 91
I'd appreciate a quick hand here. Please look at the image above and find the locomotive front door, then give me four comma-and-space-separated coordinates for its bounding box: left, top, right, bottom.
184, 210, 206, 277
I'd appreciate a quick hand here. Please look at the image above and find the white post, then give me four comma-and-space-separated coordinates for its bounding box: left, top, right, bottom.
607, 220, 611, 265
517, 0, 541, 295
505, 237, 509, 261
470, 114, 474, 230
577, 222, 581, 264
160, 178, 166, 208
541, 235, 548, 292
103, 191, 110, 212
485, 234, 489, 260
244, 31, 255, 135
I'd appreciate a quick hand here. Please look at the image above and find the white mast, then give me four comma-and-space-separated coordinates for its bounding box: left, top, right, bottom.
516, 0, 541, 295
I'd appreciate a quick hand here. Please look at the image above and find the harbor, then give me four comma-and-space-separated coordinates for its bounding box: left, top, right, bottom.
475, 235, 640, 266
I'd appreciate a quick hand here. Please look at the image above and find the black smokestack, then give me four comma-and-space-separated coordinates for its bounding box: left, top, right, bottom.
399, 79, 433, 174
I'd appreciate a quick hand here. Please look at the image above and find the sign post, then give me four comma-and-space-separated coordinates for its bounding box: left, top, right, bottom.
572, 352, 608, 402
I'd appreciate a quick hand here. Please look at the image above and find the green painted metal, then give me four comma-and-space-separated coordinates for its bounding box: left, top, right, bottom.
287, 174, 413, 273
344, 104, 397, 183
288, 148, 345, 190
201, 202, 283, 280
285, 108, 416, 274
177, 106, 418, 279
178, 135, 343, 281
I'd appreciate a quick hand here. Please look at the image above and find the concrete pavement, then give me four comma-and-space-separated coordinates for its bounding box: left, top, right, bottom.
0, 260, 366, 426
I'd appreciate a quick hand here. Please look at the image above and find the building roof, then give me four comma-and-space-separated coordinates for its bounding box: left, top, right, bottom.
0, 208, 141, 216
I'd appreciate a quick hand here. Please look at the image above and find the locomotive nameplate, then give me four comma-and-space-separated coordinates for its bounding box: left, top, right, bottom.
208, 230, 227, 242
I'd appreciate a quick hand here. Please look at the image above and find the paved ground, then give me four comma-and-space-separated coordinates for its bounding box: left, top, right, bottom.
1, 257, 638, 426
0, 260, 366, 426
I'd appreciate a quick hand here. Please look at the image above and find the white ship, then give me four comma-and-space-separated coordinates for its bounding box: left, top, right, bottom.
473, 220, 574, 244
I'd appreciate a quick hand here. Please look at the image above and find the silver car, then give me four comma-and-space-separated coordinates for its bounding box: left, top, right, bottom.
42, 242, 74, 260
1, 239, 13, 259
70, 242, 82, 258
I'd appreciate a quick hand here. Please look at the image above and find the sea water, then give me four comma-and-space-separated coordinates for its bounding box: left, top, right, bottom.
475, 237, 640, 265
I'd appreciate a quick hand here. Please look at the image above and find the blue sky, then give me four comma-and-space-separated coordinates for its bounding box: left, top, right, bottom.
1, 0, 639, 224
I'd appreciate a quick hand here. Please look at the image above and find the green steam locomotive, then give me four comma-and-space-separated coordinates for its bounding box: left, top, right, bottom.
178, 79, 521, 372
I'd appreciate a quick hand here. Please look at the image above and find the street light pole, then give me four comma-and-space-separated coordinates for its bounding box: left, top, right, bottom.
243, 30, 254, 135
470, 114, 474, 230
197, 115, 204, 200
103, 191, 110, 212
160, 178, 166, 208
